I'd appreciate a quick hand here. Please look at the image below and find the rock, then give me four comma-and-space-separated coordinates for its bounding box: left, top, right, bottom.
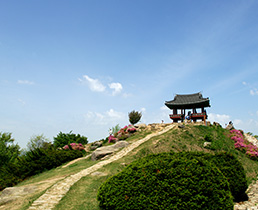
112, 141, 129, 149
91, 141, 129, 161
203, 142, 212, 148
134, 123, 147, 129
213, 122, 221, 127
148, 123, 165, 131
178, 124, 185, 129
90, 140, 104, 150
145, 125, 152, 131
226, 124, 234, 130
90, 146, 98, 151
91, 141, 103, 150
92, 141, 103, 147
117, 132, 130, 140
0, 186, 37, 205
245, 133, 258, 147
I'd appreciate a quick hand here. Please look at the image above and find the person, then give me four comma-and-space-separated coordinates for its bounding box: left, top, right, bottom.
109, 128, 112, 136
185, 111, 191, 120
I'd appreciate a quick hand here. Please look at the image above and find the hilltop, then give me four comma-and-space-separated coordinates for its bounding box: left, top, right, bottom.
1, 122, 258, 210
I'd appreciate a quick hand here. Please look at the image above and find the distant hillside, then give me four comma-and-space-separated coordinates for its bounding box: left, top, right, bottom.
1, 122, 258, 210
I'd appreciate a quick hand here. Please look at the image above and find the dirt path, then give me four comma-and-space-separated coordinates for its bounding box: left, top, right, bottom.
27, 124, 175, 210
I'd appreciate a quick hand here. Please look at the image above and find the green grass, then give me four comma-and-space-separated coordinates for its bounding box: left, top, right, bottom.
3, 124, 258, 210
16, 156, 98, 187
54, 124, 258, 209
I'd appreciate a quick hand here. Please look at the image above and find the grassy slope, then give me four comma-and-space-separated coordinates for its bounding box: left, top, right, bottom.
3, 124, 258, 210
54, 124, 258, 210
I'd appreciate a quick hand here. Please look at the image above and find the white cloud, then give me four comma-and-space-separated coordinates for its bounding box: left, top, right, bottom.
241, 82, 258, 96
250, 88, 258, 96
84, 109, 126, 126
140, 107, 146, 113
234, 119, 243, 126
208, 113, 231, 126
17, 80, 34, 85
18, 98, 26, 105
231, 118, 258, 134
122, 93, 132, 98
160, 105, 168, 111
106, 109, 125, 119
108, 82, 123, 96
81, 75, 106, 92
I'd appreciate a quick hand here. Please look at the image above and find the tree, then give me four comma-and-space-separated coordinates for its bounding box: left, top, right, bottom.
27, 134, 51, 151
0, 132, 20, 167
53, 131, 88, 148
111, 124, 121, 135
128, 110, 142, 125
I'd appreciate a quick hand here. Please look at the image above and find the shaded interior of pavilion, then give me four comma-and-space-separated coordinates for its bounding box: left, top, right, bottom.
165, 92, 210, 123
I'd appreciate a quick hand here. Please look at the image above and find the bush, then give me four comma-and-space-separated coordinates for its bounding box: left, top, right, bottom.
204, 134, 212, 142
128, 110, 142, 125
97, 152, 233, 210
0, 165, 21, 191
63, 143, 85, 151
53, 131, 88, 148
0, 147, 83, 190
176, 152, 248, 202
0, 132, 20, 167
112, 125, 136, 142
209, 153, 248, 202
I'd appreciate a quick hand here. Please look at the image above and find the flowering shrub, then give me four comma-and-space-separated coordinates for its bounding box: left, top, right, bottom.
110, 125, 137, 142
230, 129, 258, 160
53, 131, 88, 148
108, 135, 117, 143
127, 127, 136, 133
63, 143, 84, 151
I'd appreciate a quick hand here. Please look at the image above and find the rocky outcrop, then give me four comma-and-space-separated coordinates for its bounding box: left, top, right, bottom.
0, 186, 37, 205
203, 142, 211, 148
178, 124, 185, 129
90, 141, 103, 151
134, 123, 147, 129
213, 122, 221, 127
91, 141, 129, 161
244, 133, 258, 147
226, 123, 234, 130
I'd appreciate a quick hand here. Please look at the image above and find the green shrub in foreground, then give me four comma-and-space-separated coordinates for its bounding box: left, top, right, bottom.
209, 153, 248, 202
97, 152, 234, 210
176, 152, 248, 202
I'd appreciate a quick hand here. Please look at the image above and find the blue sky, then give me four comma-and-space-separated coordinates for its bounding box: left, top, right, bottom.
1, 0, 258, 148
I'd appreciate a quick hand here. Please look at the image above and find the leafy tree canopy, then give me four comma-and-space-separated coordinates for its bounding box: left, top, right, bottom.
27, 134, 51, 151
53, 131, 88, 148
128, 110, 142, 125
0, 132, 20, 167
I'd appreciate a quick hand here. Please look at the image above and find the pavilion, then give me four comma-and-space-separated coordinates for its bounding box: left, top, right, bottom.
165, 92, 210, 123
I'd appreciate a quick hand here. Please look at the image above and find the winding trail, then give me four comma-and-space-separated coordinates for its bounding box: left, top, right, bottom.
28, 124, 175, 210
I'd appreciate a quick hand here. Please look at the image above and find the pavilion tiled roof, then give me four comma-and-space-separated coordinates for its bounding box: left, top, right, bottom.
165, 92, 210, 109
